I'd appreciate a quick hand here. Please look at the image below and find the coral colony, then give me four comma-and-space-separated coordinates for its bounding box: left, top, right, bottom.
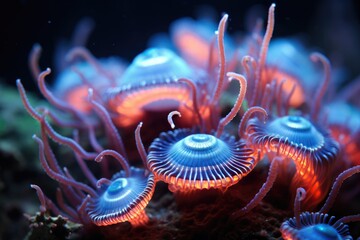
17, 3, 360, 239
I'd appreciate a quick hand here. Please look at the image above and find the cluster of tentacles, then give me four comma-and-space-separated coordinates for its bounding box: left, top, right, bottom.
18, 3, 360, 239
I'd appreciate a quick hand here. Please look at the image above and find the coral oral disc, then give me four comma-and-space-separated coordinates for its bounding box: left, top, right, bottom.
267, 115, 324, 148
87, 168, 155, 226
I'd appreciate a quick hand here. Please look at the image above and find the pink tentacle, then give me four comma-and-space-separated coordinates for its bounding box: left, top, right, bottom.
37, 68, 88, 123
88, 88, 127, 157
167, 111, 182, 129
135, 122, 148, 169
234, 156, 280, 217
216, 72, 247, 138
72, 130, 98, 188
252, 4, 276, 107
95, 150, 131, 177
310, 52, 331, 121
30, 184, 47, 213
211, 14, 228, 105
40, 114, 97, 160
320, 165, 360, 213
238, 106, 268, 139
56, 188, 80, 222
178, 78, 203, 130
96, 178, 112, 188
33, 135, 98, 197
28, 43, 42, 81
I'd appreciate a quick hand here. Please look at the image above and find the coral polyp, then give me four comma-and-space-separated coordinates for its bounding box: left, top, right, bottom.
246, 115, 339, 208
87, 167, 155, 226
281, 165, 360, 239
105, 48, 198, 127
147, 128, 254, 192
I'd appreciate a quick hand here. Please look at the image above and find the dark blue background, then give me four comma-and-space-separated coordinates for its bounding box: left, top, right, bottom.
1, 0, 359, 90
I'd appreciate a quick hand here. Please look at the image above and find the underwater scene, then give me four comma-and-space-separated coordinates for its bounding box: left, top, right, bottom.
1, 0, 360, 239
